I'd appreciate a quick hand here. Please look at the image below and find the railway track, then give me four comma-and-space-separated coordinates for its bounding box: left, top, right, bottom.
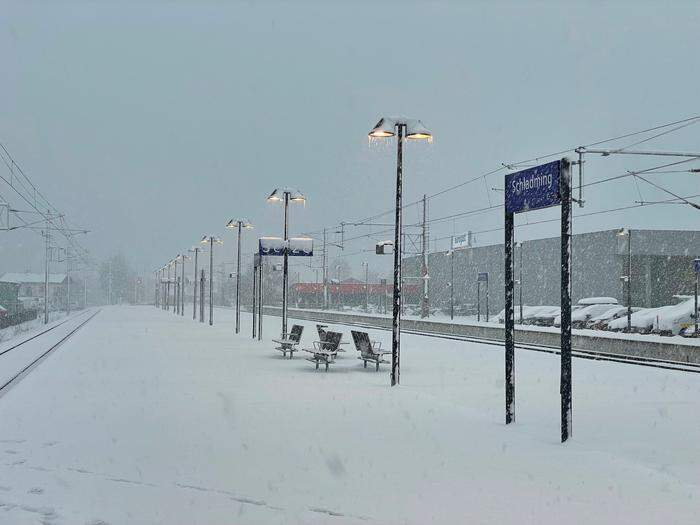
0, 309, 101, 395
0, 309, 94, 358
290, 314, 700, 374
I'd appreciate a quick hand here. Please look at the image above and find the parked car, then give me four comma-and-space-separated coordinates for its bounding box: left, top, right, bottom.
606, 298, 695, 335
587, 305, 640, 329
553, 297, 618, 327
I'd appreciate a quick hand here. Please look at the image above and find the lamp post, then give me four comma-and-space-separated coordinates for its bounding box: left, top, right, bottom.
617, 228, 632, 332
188, 247, 200, 320
166, 261, 172, 311
201, 236, 223, 325
180, 254, 189, 316
173, 256, 180, 315
227, 218, 254, 334
162, 266, 167, 310
368, 116, 432, 386
267, 187, 305, 337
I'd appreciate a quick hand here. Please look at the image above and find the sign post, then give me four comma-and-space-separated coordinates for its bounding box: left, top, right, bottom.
253, 253, 260, 339
504, 159, 572, 441
259, 237, 312, 337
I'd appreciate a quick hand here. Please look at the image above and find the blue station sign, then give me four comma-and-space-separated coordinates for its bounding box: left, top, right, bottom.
259, 237, 314, 257
505, 160, 561, 214
693, 258, 700, 274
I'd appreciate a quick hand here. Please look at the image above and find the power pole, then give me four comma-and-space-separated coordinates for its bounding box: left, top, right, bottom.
43, 215, 50, 324
421, 194, 429, 318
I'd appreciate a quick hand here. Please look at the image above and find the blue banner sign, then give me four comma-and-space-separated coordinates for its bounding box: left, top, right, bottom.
505, 160, 561, 214
259, 237, 285, 256
694, 258, 700, 274
259, 237, 313, 257
288, 237, 314, 257
477, 272, 489, 282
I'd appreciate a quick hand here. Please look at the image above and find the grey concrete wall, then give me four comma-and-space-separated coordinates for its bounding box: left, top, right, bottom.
404, 229, 700, 314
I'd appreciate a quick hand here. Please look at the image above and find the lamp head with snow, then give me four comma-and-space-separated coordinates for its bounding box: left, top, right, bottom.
368, 117, 396, 138
201, 236, 223, 245
226, 218, 254, 229
267, 187, 306, 203
266, 189, 282, 202
617, 228, 629, 237
405, 120, 432, 140
369, 117, 432, 141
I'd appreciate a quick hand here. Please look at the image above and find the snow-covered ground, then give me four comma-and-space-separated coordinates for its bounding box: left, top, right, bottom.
0, 305, 698, 524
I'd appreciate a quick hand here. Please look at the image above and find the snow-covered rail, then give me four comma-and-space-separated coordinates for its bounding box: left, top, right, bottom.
261, 307, 700, 372
0, 309, 100, 396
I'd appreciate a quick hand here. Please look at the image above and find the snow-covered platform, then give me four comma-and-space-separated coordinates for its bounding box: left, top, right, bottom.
0, 305, 698, 524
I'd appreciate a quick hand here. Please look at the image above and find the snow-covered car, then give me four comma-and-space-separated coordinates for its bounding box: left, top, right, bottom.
553, 297, 618, 327
524, 306, 562, 326
606, 298, 696, 335
496, 305, 560, 325
586, 305, 637, 329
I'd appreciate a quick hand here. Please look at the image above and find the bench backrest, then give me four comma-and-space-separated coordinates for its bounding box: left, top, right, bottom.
351, 330, 373, 357
290, 324, 304, 342
316, 324, 328, 342
321, 331, 342, 352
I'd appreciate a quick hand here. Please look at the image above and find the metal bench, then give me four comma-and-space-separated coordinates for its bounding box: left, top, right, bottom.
304, 331, 343, 371
317, 323, 348, 354
272, 324, 304, 358
351, 330, 390, 371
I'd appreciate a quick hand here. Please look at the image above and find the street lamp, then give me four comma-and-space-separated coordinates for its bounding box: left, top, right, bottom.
174, 255, 184, 315
617, 228, 632, 332
201, 236, 223, 326
226, 218, 254, 334
168, 258, 177, 314
368, 116, 433, 386
162, 265, 168, 310
188, 246, 201, 320
179, 253, 189, 316
267, 187, 305, 338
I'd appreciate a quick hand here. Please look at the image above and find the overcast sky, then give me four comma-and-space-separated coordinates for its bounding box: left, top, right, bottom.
1, 1, 699, 280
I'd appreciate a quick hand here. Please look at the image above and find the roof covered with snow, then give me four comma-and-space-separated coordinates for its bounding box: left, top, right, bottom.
0, 273, 67, 284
